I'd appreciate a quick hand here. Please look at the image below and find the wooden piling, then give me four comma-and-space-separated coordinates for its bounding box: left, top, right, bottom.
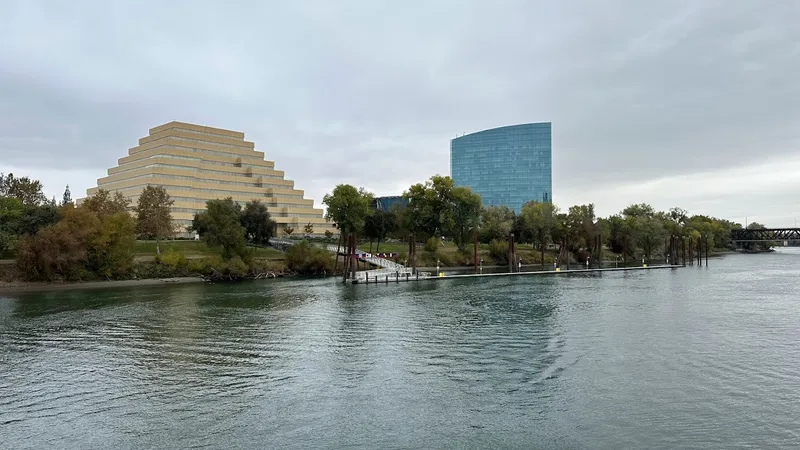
473, 231, 478, 274
682, 237, 687, 266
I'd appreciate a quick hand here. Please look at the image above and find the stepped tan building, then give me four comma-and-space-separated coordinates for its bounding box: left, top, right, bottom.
83, 121, 334, 237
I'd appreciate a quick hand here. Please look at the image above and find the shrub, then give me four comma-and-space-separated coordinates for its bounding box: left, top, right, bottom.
217, 256, 248, 280
187, 256, 223, 276
249, 258, 286, 275
488, 238, 509, 265
155, 248, 187, 269
285, 240, 333, 275
424, 237, 439, 254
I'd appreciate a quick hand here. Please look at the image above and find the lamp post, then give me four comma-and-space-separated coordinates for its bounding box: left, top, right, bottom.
436, 259, 440, 275
480, 258, 483, 274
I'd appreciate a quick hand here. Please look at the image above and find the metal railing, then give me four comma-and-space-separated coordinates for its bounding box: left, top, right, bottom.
270, 238, 407, 271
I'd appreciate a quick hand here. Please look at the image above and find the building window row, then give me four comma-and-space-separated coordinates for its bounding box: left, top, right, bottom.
165, 136, 251, 150
116, 163, 284, 180
168, 127, 241, 140
133, 142, 265, 163
104, 182, 310, 205
102, 172, 295, 191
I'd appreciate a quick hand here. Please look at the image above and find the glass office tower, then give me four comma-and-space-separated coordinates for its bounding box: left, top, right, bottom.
450, 122, 552, 214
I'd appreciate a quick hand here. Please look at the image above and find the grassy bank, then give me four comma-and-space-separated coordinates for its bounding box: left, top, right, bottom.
134, 240, 284, 259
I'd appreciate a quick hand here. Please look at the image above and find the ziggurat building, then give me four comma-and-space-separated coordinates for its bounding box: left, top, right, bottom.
85, 121, 334, 237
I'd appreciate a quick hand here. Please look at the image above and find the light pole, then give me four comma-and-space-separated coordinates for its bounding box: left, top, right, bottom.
436, 259, 440, 275
480, 258, 483, 274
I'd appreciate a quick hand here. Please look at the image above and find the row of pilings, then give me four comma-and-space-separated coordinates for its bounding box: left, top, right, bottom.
333, 231, 713, 283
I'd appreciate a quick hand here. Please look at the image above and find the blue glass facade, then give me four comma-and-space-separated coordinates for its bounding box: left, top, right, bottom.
374, 196, 407, 212
450, 122, 552, 214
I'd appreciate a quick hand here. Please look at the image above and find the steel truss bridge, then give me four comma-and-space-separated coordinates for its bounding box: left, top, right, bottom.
730, 228, 800, 242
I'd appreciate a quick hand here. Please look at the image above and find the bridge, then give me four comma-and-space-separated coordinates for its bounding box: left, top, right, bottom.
730, 228, 800, 242
270, 238, 411, 280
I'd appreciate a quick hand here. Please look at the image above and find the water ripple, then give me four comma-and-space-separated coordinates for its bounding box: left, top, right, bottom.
2, 254, 800, 448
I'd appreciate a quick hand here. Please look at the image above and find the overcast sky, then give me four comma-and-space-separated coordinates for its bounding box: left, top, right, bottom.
2, 1, 799, 226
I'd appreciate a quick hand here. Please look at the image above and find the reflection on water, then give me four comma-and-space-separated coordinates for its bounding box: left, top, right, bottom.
2, 251, 800, 449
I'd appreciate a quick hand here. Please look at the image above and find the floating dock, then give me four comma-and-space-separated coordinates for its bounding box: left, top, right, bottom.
351, 264, 684, 284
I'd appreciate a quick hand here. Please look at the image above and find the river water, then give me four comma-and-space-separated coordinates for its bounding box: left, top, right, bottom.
1, 249, 799, 449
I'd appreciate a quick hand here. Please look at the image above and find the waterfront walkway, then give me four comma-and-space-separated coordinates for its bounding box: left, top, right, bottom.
351, 264, 684, 284
270, 238, 408, 276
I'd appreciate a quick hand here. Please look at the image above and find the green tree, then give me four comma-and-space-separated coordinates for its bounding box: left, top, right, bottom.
449, 186, 482, 250
0, 196, 24, 256
283, 225, 294, 236
619, 203, 666, 260
0, 173, 48, 206
82, 189, 130, 218
18, 203, 61, 236
322, 184, 374, 237
240, 200, 275, 245
62, 185, 73, 206
520, 200, 559, 264
134, 186, 174, 254
364, 209, 399, 253
90, 211, 137, 279
401, 175, 456, 239
190, 198, 247, 260
479, 205, 515, 243
304, 222, 314, 236
520, 201, 559, 249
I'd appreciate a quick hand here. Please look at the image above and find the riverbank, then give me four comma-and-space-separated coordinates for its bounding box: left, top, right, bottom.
0, 277, 205, 295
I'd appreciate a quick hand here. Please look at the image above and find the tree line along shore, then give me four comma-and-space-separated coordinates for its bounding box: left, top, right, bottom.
0, 172, 772, 287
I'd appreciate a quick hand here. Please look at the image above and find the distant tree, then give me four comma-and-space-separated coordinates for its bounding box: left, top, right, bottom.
283, 225, 295, 236
449, 186, 482, 250
479, 206, 515, 243
322, 184, 373, 237
520, 201, 559, 264
82, 189, 130, 218
62, 185, 73, 206
606, 214, 635, 257
240, 200, 275, 245
565, 204, 599, 252
620, 203, 664, 259
363, 214, 379, 253
0, 173, 48, 206
190, 198, 247, 260
18, 203, 61, 236
0, 196, 24, 256
304, 222, 314, 236
90, 210, 137, 279
134, 186, 174, 255
324, 229, 334, 240
401, 175, 457, 239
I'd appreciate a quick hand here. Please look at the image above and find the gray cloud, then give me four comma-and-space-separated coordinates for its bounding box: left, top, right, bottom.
1, 0, 799, 218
